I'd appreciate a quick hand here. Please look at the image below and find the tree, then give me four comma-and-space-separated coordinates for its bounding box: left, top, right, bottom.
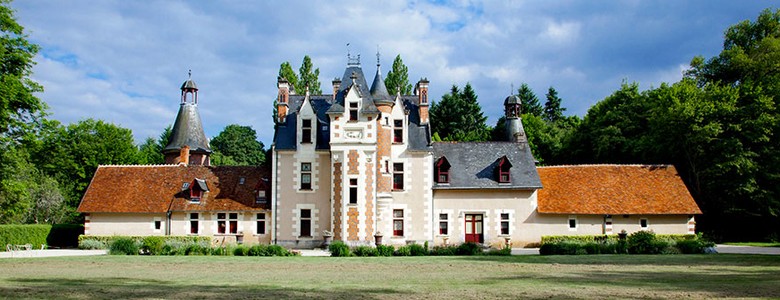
384, 54, 413, 95
297, 55, 321, 95
135, 125, 171, 164
278, 61, 299, 91
210, 124, 265, 166
0, 0, 44, 144
518, 83, 543, 117
543, 87, 566, 123
429, 83, 489, 141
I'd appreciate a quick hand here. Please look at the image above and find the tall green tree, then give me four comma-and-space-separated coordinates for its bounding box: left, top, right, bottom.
0, 0, 44, 143
135, 125, 171, 164
278, 61, 299, 90
543, 87, 566, 123
210, 124, 265, 166
297, 55, 321, 95
384, 54, 413, 95
429, 83, 489, 141
518, 83, 543, 117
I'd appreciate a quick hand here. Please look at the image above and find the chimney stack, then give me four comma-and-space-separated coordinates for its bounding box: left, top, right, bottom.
416, 78, 430, 124
332, 77, 341, 100
277, 77, 290, 124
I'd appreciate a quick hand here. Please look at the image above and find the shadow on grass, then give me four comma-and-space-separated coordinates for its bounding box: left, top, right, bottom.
4, 277, 406, 299
462, 253, 780, 267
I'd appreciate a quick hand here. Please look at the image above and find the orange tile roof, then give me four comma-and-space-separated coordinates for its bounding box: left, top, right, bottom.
537, 165, 702, 215
78, 164, 269, 213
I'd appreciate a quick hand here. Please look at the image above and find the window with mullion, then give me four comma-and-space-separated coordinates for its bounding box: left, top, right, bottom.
500, 213, 510, 235
393, 209, 404, 237
439, 213, 448, 235
301, 119, 312, 144
301, 163, 312, 190
393, 163, 404, 190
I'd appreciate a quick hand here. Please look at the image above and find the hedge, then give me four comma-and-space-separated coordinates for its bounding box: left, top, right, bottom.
541, 233, 698, 245
0, 224, 83, 251
328, 242, 510, 257
540, 231, 714, 255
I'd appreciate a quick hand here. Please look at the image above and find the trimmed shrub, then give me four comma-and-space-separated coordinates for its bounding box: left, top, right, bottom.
376, 245, 395, 257
233, 245, 249, 256
78, 239, 106, 250
675, 239, 714, 254
583, 242, 600, 254
627, 231, 657, 254
78, 235, 210, 250
162, 240, 185, 255
0, 224, 51, 250
328, 241, 351, 257
141, 236, 165, 255
267, 244, 292, 256
185, 241, 210, 255
456, 242, 482, 256
248, 245, 268, 256
353, 246, 379, 257
485, 247, 512, 256
211, 246, 229, 256
109, 237, 140, 255
430, 245, 458, 256
395, 245, 412, 256
409, 243, 427, 256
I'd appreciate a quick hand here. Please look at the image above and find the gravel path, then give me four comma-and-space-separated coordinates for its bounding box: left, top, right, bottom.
715, 244, 780, 255
0, 249, 107, 258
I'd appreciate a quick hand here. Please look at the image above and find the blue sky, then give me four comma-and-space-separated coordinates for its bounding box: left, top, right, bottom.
13, 1, 773, 146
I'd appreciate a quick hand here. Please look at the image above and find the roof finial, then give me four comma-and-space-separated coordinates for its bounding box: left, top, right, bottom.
511, 83, 514, 96
376, 45, 381, 67
188, 69, 192, 79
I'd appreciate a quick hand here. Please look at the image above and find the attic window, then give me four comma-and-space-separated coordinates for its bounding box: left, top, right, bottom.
190, 178, 209, 202
301, 119, 312, 144
393, 119, 404, 143
435, 157, 451, 184
349, 102, 359, 121
239, 177, 245, 185
497, 156, 512, 183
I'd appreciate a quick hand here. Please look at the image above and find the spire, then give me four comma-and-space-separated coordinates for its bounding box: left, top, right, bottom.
370, 50, 392, 105
504, 93, 526, 143
164, 72, 212, 165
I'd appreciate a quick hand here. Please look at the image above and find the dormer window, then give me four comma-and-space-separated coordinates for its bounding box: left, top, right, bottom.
301, 119, 312, 144
497, 156, 512, 183
189, 178, 209, 202
349, 102, 359, 121
435, 157, 451, 184
393, 119, 403, 143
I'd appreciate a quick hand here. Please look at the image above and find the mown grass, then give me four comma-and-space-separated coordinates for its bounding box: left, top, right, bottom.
0, 254, 779, 299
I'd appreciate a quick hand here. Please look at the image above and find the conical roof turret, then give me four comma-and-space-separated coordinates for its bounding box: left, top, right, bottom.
163, 74, 212, 159
370, 54, 393, 106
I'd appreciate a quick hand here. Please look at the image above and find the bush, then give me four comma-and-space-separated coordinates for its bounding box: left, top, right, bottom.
583, 242, 600, 254
409, 243, 427, 256
211, 246, 229, 256
430, 245, 458, 256
485, 247, 511, 256
185, 241, 210, 255
141, 236, 165, 255
79, 235, 210, 251
233, 245, 249, 256
353, 246, 379, 257
248, 245, 267, 256
395, 245, 412, 256
374, 245, 393, 256
0, 224, 51, 250
162, 240, 185, 255
328, 241, 351, 257
266, 244, 292, 256
78, 238, 106, 250
456, 242, 482, 256
109, 237, 140, 255
627, 231, 657, 254
676, 239, 714, 254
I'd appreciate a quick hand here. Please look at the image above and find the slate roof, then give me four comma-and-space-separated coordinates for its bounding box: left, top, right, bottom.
78, 165, 269, 213
536, 165, 702, 215
274, 65, 431, 152
432, 142, 542, 190
163, 103, 212, 154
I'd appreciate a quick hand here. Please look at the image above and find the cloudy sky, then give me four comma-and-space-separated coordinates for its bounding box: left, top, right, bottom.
13, 1, 773, 146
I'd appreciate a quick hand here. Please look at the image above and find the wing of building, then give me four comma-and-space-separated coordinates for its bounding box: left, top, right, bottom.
78, 58, 702, 248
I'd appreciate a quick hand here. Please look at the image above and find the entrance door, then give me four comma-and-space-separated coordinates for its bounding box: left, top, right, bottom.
464, 214, 484, 243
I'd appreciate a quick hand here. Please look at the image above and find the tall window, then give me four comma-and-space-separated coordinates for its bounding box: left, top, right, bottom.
393, 209, 404, 237
189, 213, 199, 234
393, 119, 403, 143
497, 156, 512, 183
349, 179, 358, 204
300, 209, 312, 237
439, 213, 448, 235
393, 163, 404, 191
500, 213, 510, 235
436, 157, 450, 184
256, 213, 266, 235
301, 119, 312, 144
349, 102, 358, 121
301, 163, 312, 190
217, 213, 238, 234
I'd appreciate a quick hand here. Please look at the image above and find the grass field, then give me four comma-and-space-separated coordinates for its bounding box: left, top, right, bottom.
1, 254, 779, 299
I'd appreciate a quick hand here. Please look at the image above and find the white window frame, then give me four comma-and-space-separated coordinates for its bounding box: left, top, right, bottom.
640, 218, 649, 230
568, 216, 578, 231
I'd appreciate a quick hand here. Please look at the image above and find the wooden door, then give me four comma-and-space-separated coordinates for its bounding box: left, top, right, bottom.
464, 214, 483, 243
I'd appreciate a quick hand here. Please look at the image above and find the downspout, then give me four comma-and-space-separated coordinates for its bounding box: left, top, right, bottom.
166, 196, 175, 236
271, 144, 278, 245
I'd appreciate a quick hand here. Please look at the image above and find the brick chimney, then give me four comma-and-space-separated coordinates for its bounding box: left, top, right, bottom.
179, 145, 190, 165
277, 77, 290, 124
332, 77, 341, 100
416, 78, 430, 124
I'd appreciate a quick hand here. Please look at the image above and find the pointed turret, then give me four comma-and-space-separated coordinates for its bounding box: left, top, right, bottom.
163, 72, 212, 165
370, 53, 393, 106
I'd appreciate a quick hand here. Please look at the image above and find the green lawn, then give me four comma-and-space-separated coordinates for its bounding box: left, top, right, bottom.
1, 254, 779, 299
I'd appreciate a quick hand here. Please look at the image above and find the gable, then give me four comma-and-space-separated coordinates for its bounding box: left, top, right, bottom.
536, 165, 702, 215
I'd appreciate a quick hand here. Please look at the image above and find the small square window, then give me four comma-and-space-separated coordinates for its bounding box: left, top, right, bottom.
568, 218, 577, 229
640, 218, 648, 229
154, 220, 161, 230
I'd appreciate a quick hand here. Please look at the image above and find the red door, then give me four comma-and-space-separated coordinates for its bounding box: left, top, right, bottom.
464, 214, 484, 243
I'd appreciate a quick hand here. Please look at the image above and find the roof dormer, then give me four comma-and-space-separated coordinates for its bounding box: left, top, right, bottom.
435, 157, 451, 184
188, 178, 209, 202
496, 156, 512, 183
